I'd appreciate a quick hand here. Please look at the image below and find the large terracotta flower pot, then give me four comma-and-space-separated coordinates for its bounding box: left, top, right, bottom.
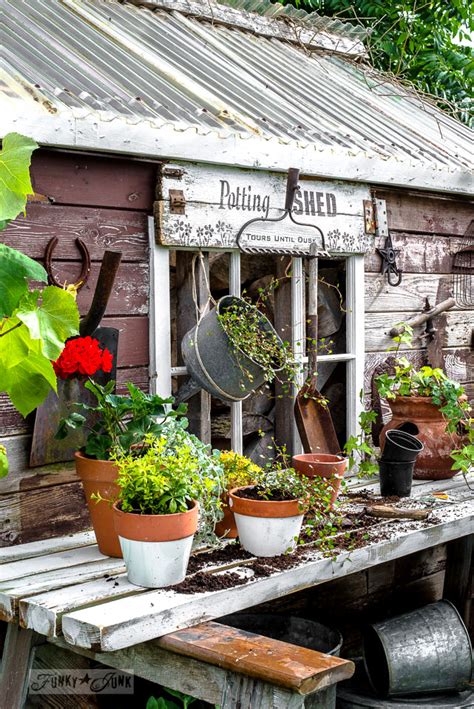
215, 493, 238, 539
292, 453, 348, 508
113, 501, 198, 587
75, 452, 122, 557
380, 396, 461, 480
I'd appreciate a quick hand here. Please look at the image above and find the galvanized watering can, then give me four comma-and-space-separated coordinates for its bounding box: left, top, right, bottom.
180, 295, 285, 403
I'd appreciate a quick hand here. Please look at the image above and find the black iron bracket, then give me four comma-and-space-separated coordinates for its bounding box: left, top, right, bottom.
377, 233, 402, 287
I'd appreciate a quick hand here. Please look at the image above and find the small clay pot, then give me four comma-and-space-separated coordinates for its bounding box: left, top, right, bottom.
380, 396, 461, 480
113, 501, 198, 588
215, 493, 238, 539
228, 486, 305, 557
292, 453, 348, 507
75, 452, 122, 557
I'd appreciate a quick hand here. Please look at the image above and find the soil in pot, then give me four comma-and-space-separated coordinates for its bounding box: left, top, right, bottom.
75, 452, 122, 557
113, 500, 198, 588
292, 453, 348, 508
380, 397, 461, 480
229, 486, 305, 557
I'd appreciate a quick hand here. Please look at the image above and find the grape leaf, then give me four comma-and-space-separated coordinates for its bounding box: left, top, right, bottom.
0, 243, 46, 317
0, 445, 8, 479
0, 133, 38, 225
1, 352, 57, 417
16, 286, 79, 360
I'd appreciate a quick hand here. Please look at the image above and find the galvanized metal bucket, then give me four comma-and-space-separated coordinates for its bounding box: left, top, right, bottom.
181, 295, 285, 402
363, 601, 473, 698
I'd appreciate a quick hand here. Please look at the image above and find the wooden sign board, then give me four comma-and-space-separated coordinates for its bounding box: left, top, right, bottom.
157, 163, 373, 255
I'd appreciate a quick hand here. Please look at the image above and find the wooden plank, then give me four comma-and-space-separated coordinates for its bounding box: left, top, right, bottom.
0, 546, 107, 584
0, 482, 90, 546
158, 621, 354, 694
0, 623, 43, 709
175, 252, 211, 444
365, 311, 472, 352
375, 190, 474, 236
20, 574, 137, 637
2, 203, 148, 261
61, 500, 474, 651
101, 316, 149, 367
0, 558, 125, 623
365, 273, 452, 313
0, 532, 95, 564
31, 151, 157, 210
365, 233, 468, 274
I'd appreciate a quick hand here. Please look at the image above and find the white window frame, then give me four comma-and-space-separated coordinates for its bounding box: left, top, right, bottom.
149, 217, 365, 450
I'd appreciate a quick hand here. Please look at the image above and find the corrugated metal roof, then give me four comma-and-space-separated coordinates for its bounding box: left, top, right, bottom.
1, 0, 473, 194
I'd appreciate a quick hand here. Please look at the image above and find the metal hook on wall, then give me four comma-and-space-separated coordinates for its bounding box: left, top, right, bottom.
44, 236, 91, 290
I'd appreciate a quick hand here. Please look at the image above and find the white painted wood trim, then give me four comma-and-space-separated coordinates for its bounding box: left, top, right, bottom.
149, 218, 172, 398
346, 254, 365, 440
0, 532, 96, 564
229, 251, 243, 454
291, 257, 305, 455
301, 353, 356, 364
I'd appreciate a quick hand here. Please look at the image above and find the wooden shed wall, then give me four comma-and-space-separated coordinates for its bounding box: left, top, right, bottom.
0, 150, 156, 545
0, 153, 472, 547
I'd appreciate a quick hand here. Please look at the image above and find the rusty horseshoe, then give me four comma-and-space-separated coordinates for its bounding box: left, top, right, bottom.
44, 236, 91, 290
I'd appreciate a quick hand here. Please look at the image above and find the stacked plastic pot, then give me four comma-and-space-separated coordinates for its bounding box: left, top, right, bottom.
379, 429, 424, 497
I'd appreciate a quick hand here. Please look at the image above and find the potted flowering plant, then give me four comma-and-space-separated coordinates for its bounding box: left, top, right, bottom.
57, 369, 185, 557
215, 451, 262, 538
228, 465, 315, 557
111, 432, 225, 587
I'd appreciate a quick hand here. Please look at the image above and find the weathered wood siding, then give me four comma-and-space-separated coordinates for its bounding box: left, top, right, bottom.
364, 189, 474, 401
0, 150, 156, 545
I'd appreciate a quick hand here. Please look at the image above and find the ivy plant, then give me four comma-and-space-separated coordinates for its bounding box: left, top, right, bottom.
0, 133, 80, 477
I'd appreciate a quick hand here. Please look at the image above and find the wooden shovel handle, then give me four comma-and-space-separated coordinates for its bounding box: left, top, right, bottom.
366, 505, 430, 520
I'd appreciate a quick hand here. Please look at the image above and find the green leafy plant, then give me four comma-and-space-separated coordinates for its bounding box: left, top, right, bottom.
219, 450, 262, 490
111, 424, 225, 545
0, 133, 80, 477
344, 405, 379, 478
56, 379, 186, 461
147, 688, 214, 709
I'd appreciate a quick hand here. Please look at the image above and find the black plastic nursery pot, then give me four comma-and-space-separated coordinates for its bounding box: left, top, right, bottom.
382, 429, 424, 463
379, 460, 414, 497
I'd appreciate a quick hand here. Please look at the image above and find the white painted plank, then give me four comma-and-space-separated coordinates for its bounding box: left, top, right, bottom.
0, 546, 107, 583
0, 532, 96, 564
149, 220, 172, 398
229, 250, 243, 454
62, 500, 474, 651
346, 254, 365, 440
20, 573, 137, 637
0, 557, 126, 622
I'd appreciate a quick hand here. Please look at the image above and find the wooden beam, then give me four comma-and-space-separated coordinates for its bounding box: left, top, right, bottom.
176, 252, 211, 444
158, 621, 354, 694
0, 623, 44, 709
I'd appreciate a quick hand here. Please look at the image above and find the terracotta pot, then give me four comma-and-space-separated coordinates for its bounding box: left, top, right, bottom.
113, 501, 198, 587
228, 486, 305, 557
215, 493, 238, 539
75, 452, 122, 557
292, 453, 348, 507
380, 396, 461, 480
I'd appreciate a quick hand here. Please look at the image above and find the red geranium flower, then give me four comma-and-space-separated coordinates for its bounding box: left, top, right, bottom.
53, 336, 113, 380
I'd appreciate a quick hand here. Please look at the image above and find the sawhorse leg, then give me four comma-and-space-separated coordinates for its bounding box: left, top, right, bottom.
0, 623, 44, 709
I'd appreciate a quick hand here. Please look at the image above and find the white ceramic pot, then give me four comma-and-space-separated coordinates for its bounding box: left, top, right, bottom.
113, 501, 198, 588
229, 487, 305, 557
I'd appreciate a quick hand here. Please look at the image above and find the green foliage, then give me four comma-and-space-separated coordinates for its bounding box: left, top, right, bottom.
146, 688, 204, 709
219, 450, 262, 490
0, 132, 38, 229
56, 379, 186, 461
344, 405, 379, 478
282, 0, 474, 126
0, 245, 79, 417
111, 424, 225, 544
0, 445, 8, 479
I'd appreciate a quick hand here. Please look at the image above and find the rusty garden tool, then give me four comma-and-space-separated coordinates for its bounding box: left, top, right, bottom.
30, 250, 122, 467
294, 244, 340, 455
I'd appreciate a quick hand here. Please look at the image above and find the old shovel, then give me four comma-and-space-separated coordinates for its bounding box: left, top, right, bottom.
29, 251, 122, 467
294, 246, 340, 455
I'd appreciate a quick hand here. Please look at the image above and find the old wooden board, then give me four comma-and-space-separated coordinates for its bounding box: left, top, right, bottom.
1, 478, 467, 651
157, 163, 373, 255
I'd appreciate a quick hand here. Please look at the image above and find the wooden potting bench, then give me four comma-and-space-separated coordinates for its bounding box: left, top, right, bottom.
0, 474, 472, 708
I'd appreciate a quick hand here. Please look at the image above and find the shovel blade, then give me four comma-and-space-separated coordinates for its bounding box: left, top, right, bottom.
294, 386, 340, 455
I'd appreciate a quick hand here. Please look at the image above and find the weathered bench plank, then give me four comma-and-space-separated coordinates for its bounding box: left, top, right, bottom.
60, 501, 474, 651
0, 546, 108, 583
159, 621, 354, 694
0, 531, 96, 564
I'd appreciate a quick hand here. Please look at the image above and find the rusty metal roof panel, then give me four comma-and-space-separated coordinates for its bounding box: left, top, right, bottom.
1, 0, 472, 187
